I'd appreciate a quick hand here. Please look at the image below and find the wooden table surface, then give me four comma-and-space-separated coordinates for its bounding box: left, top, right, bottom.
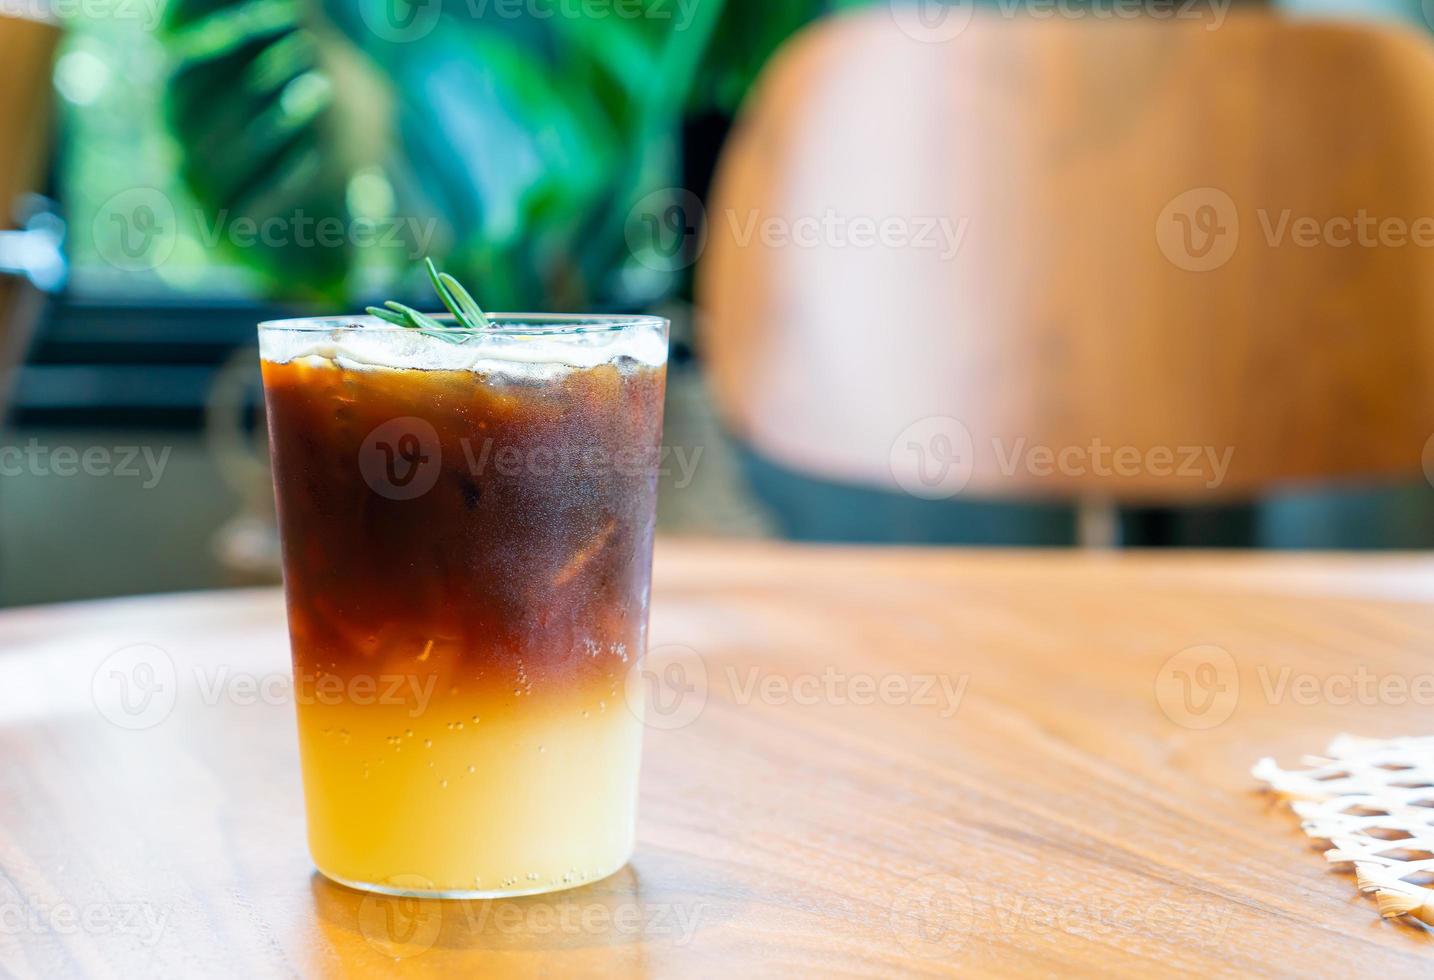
3, 541, 1434, 977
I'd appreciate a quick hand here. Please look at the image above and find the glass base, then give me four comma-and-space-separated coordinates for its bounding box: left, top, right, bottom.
315, 852, 633, 900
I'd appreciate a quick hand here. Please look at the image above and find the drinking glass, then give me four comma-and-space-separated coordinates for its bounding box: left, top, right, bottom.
258, 313, 668, 897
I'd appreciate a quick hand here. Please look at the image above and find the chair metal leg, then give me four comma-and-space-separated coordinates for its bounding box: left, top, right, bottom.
1077, 498, 1121, 550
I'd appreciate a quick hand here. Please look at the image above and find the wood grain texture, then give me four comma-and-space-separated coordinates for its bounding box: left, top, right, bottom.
3, 540, 1434, 976
698, 11, 1434, 501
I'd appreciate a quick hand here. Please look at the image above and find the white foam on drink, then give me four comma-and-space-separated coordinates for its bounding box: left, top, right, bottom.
259, 316, 667, 379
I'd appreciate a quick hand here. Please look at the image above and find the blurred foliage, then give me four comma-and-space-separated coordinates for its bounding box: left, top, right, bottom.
59, 0, 1433, 306
153, 0, 866, 309
55, 16, 231, 297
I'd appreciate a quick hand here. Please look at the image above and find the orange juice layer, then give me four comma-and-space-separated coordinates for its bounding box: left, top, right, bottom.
297, 681, 643, 895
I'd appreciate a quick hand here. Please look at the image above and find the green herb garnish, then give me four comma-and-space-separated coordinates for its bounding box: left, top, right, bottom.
367, 258, 492, 333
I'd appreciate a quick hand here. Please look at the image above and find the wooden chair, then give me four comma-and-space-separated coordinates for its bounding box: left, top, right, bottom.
0, 15, 60, 417
696, 10, 1434, 544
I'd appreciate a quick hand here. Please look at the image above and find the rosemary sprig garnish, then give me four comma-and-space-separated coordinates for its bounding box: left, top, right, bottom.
366, 258, 492, 333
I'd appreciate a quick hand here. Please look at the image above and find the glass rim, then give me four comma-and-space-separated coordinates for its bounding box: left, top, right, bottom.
258, 312, 668, 337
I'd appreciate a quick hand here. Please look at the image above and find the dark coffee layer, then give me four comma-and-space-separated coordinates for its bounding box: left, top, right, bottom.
263, 356, 666, 697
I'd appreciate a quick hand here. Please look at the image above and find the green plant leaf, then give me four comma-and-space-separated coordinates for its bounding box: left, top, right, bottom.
161, 0, 844, 308
162, 3, 362, 301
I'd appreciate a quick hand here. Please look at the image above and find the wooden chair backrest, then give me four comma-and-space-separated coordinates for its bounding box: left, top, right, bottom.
0, 15, 60, 416
698, 11, 1434, 502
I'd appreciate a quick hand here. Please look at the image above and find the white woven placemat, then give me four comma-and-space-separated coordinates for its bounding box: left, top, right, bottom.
1254, 735, 1434, 926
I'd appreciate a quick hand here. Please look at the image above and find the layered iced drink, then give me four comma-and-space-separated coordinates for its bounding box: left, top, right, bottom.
258, 314, 667, 897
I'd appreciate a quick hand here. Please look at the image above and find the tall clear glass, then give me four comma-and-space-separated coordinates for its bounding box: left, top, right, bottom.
258, 313, 668, 898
